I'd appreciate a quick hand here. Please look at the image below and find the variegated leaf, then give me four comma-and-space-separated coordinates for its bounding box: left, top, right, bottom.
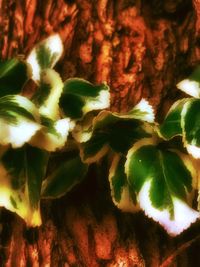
72, 113, 94, 143
109, 154, 139, 212
177, 66, 200, 98
160, 97, 200, 159
0, 95, 41, 148
27, 34, 63, 83
32, 69, 63, 119
30, 117, 71, 152
125, 138, 199, 236
93, 98, 154, 131
59, 78, 110, 119
79, 100, 153, 163
159, 99, 188, 140
80, 131, 109, 163
0, 145, 48, 226
181, 98, 200, 158
119, 99, 155, 123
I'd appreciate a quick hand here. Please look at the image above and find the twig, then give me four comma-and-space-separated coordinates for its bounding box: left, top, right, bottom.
160, 234, 200, 267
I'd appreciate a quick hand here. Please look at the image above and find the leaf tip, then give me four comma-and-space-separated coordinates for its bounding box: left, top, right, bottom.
186, 144, 200, 159
177, 79, 200, 98
138, 180, 199, 236
135, 98, 155, 123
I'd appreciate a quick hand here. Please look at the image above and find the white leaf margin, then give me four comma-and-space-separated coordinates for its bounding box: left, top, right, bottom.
0, 95, 41, 148
82, 83, 110, 115
30, 118, 71, 152
138, 180, 199, 236
109, 154, 140, 212
177, 79, 200, 98
27, 34, 63, 83
0, 164, 42, 227
125, 138, 200, 236
79, 143, 109, 164
181, 99, 200, 159
157, 98, 189, 140
0, 119, 41, 148
38, 69, 63, 120
128, 99, 155, 123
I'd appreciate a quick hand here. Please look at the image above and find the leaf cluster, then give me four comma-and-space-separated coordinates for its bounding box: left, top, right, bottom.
0, 34, 200, 236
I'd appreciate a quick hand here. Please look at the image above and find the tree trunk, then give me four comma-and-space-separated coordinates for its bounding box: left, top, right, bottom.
1, 0, 200, 266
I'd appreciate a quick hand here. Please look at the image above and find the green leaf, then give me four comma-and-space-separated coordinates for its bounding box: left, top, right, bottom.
30, 117, 71, 152
80, 131, 109, 163
92, 99, 154, 131
79, 119, 150, 163
159, 98, 200, 158
32, 69, 63, 119
0, 145, 48, 226
59, 78, 110, 119
0, 95, 41, 148
0, 59, 28, 97
125, 138, 199, 236
119, 99, 155, 123
109, 154, 139, 212
72, 113, 95, 143
181, 98, 200, 158
159, 97, 200, 159
42, 155, 88, 198
159, 99, 188, 140
108, 120, 151, 153
32, 81, 51, 107
78, 101, 153, 163
27, 34, 63, 82
177, 66, 200, 98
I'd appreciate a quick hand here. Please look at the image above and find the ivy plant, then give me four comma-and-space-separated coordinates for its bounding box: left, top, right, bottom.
0, 34, 109, 226
0, 34, 200, 236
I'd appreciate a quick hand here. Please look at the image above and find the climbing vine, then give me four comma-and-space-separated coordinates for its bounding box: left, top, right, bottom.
0, 34, 199, 236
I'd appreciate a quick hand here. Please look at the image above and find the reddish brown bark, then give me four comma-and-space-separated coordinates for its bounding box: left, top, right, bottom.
1, 0, 200, 266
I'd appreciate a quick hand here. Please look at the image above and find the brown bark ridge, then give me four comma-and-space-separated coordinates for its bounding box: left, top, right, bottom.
1, 0, 200, 266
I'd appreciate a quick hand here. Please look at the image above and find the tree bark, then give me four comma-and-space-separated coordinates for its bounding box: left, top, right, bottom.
1, 0, 200, 266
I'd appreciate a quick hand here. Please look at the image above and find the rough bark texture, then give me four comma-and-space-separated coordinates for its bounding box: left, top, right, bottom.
1, 0, 200, 266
